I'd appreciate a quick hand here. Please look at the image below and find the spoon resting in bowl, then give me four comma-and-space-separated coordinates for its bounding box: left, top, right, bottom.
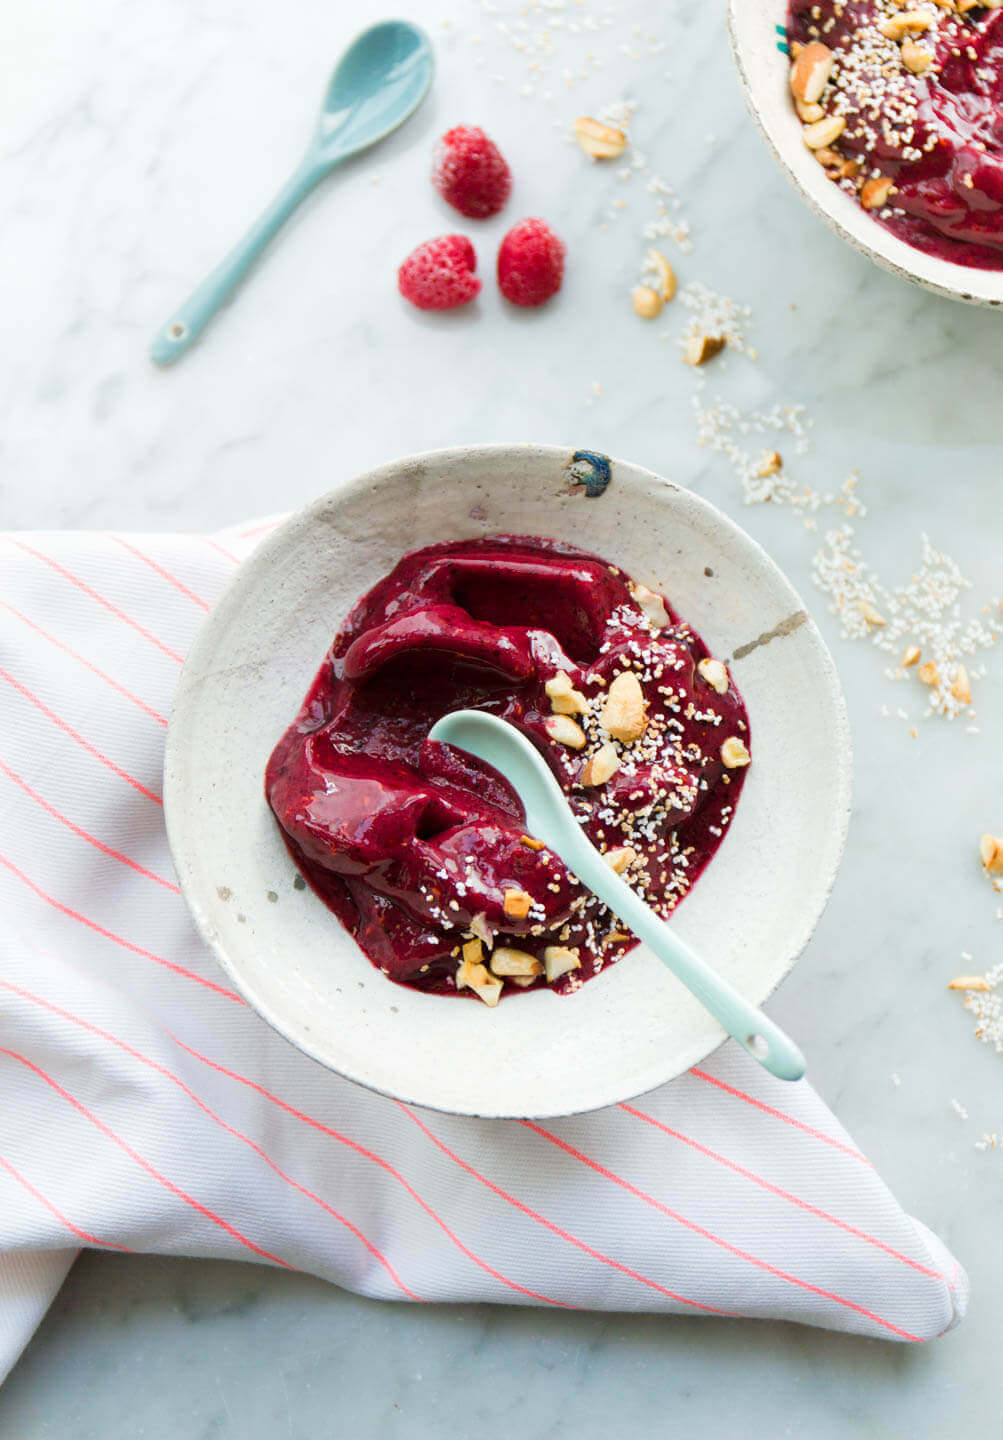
151, 21, 434, 365
429, 709, 806, 1082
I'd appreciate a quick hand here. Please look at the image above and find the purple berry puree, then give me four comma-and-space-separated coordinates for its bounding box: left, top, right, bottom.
265, 536, 750, 1002
788, 2, 1003, 270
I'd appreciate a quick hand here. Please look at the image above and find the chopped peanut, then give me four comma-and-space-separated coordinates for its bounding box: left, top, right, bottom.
600, 670, 648, 743
604, 845, 637, 875
545, 714, 587, 749
980, 834, 1003, 875
721, 736, 751, 769
697, 657, 729, 694
581, 741, 620, 787
544, 945, 581, 983
489, 947, 543, 978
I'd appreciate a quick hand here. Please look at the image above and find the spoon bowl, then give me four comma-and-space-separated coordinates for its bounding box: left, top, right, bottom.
429, 710, 806, 1082
151, 21, 434, 365
313, 21, 434, 161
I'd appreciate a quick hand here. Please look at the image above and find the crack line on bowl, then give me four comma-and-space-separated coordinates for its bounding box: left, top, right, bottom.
731, 609, 808, 662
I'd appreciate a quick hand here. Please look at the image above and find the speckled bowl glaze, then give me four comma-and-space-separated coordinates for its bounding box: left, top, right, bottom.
164, 444, 852, 1119
729, 0, 1003, 307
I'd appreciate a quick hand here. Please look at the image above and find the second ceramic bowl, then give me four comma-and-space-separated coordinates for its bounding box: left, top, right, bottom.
729, 0, 1003, 307
164, 444, 852, 1118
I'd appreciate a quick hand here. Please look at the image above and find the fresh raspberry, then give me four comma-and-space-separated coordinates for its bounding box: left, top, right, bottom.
397, 235, 481, 311
496, 219, 565, 307
432, 126, 512, 220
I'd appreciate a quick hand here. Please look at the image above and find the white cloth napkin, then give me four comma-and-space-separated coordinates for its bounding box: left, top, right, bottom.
0, 526, 967, 1383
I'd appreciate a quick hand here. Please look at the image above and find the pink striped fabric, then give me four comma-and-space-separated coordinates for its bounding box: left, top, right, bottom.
0, 527, 967, 1383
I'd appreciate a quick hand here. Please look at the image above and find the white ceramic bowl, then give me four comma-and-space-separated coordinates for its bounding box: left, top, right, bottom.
164, 444, 852, 1119
728, 0, 1003, 307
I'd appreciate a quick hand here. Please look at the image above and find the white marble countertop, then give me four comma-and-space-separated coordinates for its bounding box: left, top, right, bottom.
2, 0, 1001, 1433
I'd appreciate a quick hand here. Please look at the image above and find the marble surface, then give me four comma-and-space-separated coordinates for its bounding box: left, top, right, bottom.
2, 0, 1000, 1433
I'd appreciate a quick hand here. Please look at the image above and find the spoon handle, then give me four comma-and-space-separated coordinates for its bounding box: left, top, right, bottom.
561, 831, 806, 1081
151, 157, 323, 366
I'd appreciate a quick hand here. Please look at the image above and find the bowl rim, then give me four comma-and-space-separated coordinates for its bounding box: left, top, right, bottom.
164, 441, 854, 1116
727, 0, 1003, 308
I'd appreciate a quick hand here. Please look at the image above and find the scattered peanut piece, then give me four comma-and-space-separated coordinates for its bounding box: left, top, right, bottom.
878, 11, 932, 40
917, 661, 939, 687
600, 670, 648, 743
574, 115, 627, 159
456, 957, 503, 1007
857, 597, 886, 628
790, 40, 835, 104
544, 945, 581, 983
489, 947, 543, 978
545, 670, 589, 716
646, 248, 677, 302
802, 114, 846, 150
755, 450, 783, 478
861, 175, 894, 211
462, 937, 484, 968
630, 581, 670, 630
948, 975, 991, 992
720, 736, 751, 769
697, 657, 729, 694
604, 845, 637, 875
795, 98, 825, 123
901, 645, 921, 667
901, 37, 933, 73
545, 714, 587, 749
520, 834, 545, 852
469, 911, 494, 948
632, 284, 663, 319
683, 332, 726, 366
503, 887, 533, 920
950, 664, 972, 705
980, 834, 1003, 875
581, 741, 620, 787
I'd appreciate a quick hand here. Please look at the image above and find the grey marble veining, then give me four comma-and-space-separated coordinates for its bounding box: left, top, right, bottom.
2, 0, 1001, 1433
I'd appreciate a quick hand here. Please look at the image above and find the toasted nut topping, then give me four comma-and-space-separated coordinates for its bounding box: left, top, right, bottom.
520, 834, 545, 851
683, 332, 726, 366
456, 958, 503, 1006
503, 887, 533, 920
646, 248, 677, 302
950, 664, 972, 705
795, 98, 825, 122
601, 670, 648, 743
632, 284, 663, 319
545, 670, 590, 716
544, 945, 581, 983
861, 175, 894, 210
790, 40, 834, 104
604, 845, 637, 875
630, 581, 670, 630
462, 937, 484, 968
581, 741, 620, 787
545, 714, 587, 749
802, 114, 846, 150
507, 974, 537, 988
948, 975, 991, 992
574, 115, 627, 159
469, 911, 494, 948
981, 834, 1003, 874
698, 657, 729, 694
901, 37, 933, 73
489, 946, 543, 978
878, 11, 932, 39
901, 645, 921, 667
721, 736, 751, 769
603, 929, 631, 945
857, 597, 886, 628
755, 450, 783, 477
917, 661, 939, 687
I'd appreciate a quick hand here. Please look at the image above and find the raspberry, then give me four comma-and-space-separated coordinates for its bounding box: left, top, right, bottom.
397, 235, 481, 311
432, 126, 512, 220
496, 219, 565, 307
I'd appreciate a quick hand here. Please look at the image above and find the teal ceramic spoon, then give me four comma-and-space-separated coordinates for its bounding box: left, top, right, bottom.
429, 710, 806, 1082
151, 21, 434, 366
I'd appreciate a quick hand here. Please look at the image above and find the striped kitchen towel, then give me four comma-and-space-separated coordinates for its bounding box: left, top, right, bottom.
0, 525, 967, 1384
